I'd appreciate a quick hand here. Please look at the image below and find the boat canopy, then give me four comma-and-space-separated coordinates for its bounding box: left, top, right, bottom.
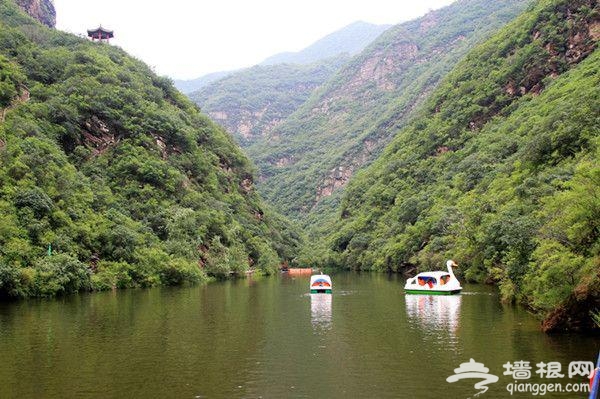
310, 274, 332, 287
311, 278, 331, 288
418, 276, 437, 288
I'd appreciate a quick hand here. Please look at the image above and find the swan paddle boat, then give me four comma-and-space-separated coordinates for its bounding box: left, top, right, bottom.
310, 274, 332, 294
404, 260, 462, 295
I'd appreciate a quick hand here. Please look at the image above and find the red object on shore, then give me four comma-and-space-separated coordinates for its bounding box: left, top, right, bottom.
287, 268, 313, 275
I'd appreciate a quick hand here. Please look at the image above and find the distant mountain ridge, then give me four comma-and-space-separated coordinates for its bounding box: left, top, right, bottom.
260, 21, 391, 65
190, 55, 349, 146
174, 21, 389, 94
174, 70, 235, 94
246, 0, 531, 223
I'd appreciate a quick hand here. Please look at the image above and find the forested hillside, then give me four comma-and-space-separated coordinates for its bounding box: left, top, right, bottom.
246, 0, 530, 225
0, 0, 301, 298
321, 0, 599, 331
190, 56, 349, 146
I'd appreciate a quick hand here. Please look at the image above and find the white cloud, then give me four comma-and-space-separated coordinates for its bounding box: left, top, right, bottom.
53, 0, 455, 79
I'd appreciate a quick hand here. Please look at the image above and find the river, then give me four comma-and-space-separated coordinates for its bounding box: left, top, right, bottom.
0, 272, 597, 398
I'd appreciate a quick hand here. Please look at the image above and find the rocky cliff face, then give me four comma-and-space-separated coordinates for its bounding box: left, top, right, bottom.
16, 0, 55, 27
208, 102, 288, 143
191, 56, 348, 147
245, 0, 530, 223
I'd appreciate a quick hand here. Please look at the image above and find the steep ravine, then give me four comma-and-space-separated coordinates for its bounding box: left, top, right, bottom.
245, 0, 531, 224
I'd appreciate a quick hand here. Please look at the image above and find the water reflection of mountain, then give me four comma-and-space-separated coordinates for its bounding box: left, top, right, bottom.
310, 294, 332, 330
405, 294, 462, 335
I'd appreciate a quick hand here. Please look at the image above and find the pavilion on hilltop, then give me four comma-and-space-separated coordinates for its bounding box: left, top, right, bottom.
87, 26, 114, 42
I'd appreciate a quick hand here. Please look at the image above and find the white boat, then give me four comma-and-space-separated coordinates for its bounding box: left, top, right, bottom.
310, 274, 332, 294
404, 260, 462, 295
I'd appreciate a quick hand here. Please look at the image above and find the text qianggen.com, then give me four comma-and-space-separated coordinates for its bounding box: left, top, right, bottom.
506, 382, 589, 396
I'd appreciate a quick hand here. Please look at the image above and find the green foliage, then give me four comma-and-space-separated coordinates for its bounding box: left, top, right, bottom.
203, 236, 248, 278
158, 257, 203, 286
0, 54, 24, 107
525, 241, 586, 311
323, 0, 600, 324
593, 310, 600, 328
244, 0, 530, 225
31, 253, 91, 296
0, 253, 91, 298
524, 156, 600, 311
0, 262, 31, 298
248, 237, 280, 274
190, 56, 349, 147
0, 0, 301, 298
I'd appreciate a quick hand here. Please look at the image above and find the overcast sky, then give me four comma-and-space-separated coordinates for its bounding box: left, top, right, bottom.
53, 0, 455, 80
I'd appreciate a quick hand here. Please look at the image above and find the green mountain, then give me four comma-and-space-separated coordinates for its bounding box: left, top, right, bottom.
246, 0, 531, 226
190, 55, 349, 146
175, 21, 388, 95
174, 70, 235, 94
0, 0, 300, 298
260, 21, 390, 65
321, 0, 599, 331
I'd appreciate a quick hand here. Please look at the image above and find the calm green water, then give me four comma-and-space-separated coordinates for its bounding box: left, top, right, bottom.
0, 272, 597, 398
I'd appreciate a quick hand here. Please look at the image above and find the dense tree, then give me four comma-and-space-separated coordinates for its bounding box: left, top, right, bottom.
0, 0, 301, 298
245, 0, 531, 225
322, 0, 599, 330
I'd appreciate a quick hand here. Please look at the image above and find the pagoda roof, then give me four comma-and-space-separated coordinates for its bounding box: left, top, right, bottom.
87, 26, 114, 37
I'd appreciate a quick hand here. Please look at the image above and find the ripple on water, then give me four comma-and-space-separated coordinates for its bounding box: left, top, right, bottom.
459, 291, 494, 296
301, 290, 355, 298
0, 273, 595, 399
